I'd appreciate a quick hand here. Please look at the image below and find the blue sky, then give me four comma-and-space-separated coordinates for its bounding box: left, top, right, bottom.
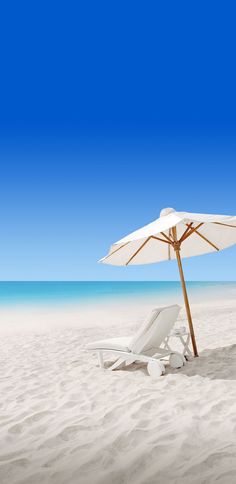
0, 2, 236, 280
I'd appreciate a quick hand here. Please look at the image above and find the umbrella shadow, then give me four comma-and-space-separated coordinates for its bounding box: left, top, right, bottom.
107, 344, 236, 380
166, 344, 236, 380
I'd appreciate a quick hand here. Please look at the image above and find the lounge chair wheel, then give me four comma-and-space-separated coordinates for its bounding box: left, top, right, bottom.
169, 352, 185, 369
147, 360, 165, 377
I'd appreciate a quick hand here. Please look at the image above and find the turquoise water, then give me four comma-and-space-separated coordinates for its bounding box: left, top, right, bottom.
0, 281, 235, 306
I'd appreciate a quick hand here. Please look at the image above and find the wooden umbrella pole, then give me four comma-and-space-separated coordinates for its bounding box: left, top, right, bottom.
171, 226, 198, 357
175, 247, 199, 357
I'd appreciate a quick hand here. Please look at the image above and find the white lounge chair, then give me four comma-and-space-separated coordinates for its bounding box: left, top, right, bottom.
87, 304, 186, 377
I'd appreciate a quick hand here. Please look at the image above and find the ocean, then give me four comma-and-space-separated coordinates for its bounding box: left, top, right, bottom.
0, 281, 235, 306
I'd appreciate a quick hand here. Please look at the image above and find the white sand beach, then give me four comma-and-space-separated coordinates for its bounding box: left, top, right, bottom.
1, 297, 236, 484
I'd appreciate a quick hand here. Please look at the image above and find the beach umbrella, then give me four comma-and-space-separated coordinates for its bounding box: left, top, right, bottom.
99, 207, 236, 357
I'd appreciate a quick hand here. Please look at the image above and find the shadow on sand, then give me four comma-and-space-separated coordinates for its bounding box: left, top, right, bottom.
167, 343, 236, 380
108, 344, 236, 380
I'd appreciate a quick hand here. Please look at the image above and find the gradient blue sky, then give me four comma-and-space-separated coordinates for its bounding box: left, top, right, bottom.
0, 2, 236, 281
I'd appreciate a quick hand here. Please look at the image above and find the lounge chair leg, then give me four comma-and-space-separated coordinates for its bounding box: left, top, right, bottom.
109, 358, 126, 371
97, 351, 104, 368
124, 357, 136, 366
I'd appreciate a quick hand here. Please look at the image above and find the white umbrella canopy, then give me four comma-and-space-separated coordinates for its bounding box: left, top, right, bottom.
100, 208, 236, 266
100, 208, 236, 357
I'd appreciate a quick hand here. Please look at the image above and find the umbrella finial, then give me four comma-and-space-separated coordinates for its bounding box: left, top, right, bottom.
160, 207, 176, 217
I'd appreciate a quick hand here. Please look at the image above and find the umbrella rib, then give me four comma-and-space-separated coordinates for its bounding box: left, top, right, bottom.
160, 232, 173, 243
126, 237, 152, 265
168, 229, 171, 260
179, 223, 193, 243
180, 223, 204, 242
126, 235, 170, 266
193, 229, 219, 251
151, 235, 171, 244
102, 242, 130, 261
213, 222, 236, 229
182, 223, 219, 251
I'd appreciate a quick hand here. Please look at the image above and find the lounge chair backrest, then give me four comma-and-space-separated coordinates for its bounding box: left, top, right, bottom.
129, 304, 181, 354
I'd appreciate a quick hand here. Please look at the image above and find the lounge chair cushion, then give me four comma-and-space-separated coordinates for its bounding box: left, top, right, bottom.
130, 308, 161, 353
130, 304, 181, 354
87, 336, 132, 352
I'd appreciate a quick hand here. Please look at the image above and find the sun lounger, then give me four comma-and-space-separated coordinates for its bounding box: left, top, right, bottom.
87, 304, 186, 377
